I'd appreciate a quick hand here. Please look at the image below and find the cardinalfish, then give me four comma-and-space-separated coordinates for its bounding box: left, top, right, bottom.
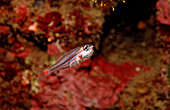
44, 44, 94, 75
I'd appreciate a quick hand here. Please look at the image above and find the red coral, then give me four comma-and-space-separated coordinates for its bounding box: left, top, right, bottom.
80, 1, 91, 9
38, 12, 62, 31
47, 43, 60, 56
74, 70, 120, 109
79, 59, 92, 67
32, 56, 151, 109
69, 9, 85, 29
4, 51, 16, 62
68, 9, 95, 35
156, 0, 170, 65
156, 0, 170, 25
91, 56, 151, 84
159, 25, 170, 36
90, 55, 117, 74
53, 25, 67, 34
0, 25, 10, 35
16, 48, 31, 59
16, 4, 29, 15
13, 4, 30, 23
12, 43, 31, 59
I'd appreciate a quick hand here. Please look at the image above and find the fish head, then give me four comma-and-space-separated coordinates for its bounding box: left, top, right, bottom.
80, 44, 94, 60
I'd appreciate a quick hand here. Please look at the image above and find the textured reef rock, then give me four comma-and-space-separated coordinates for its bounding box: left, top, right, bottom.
0, 0, 169, 109
31, 56, 151, 110
156, 0, 170, 64
156, 0, 170, 25
0, 0, 104, 109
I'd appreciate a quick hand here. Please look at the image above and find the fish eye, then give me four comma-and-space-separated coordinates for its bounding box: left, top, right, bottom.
84, 45, 89, 51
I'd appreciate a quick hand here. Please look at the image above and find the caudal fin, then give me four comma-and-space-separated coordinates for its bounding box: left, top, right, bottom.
43, 68, 52, 76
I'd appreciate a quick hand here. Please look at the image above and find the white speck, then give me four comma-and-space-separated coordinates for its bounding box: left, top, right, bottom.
48, 21, 54, 27
48, 38, 52, 42
55, 40, 63, 52
135, 67, 140, 72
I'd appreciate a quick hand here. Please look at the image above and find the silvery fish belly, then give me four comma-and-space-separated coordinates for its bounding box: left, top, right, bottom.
44, 44, 94, 75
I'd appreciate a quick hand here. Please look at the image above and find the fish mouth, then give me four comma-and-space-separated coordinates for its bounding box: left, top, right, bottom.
89, 45, 94, 54
89, 45, 94, 50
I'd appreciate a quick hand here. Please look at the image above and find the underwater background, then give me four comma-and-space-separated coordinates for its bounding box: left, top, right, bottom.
0, 0, 169, 109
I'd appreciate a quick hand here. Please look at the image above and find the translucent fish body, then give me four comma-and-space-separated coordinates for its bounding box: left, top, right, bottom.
44, 44, 94, 75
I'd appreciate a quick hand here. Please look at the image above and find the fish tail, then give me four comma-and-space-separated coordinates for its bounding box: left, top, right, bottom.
43, 65, 61, 76
43, 68, 53, 76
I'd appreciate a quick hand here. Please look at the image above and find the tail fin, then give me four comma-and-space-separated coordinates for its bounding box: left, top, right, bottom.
43, 68, 53, 76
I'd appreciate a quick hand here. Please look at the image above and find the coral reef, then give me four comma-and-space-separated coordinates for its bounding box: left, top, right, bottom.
0, 0, 169, 110
31, 56, 151, 110
156, 0, 170, 25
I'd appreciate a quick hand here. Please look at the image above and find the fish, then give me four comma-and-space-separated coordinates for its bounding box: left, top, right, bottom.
44, 44, 94, 75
